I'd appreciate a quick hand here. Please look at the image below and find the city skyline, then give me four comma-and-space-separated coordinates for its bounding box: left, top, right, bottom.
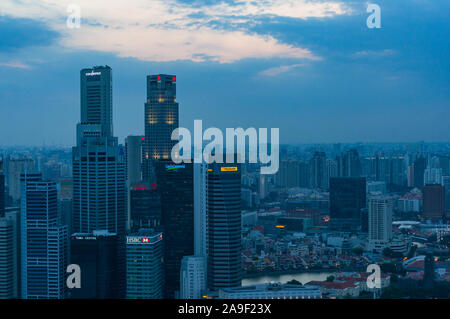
0, 0, 449, 146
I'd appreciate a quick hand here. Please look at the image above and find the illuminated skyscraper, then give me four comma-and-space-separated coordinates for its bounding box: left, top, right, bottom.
142, 74, 179, 182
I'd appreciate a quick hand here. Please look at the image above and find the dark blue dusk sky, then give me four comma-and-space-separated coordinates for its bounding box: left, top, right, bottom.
0, 0, 449, 146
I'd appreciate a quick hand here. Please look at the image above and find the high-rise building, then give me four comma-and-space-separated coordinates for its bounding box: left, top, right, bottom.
368, 197, 393, 251
207, 162, 242, 291
339, 149, 361, 178
180, 256, 207, 299
310, 152, 326, 189
125, 135, 143, 186
73, 66, 127, 298
80, 65, 113, 137
0, 157, 4, 217
424, 167, 443, 185
73, 66, 126, 235
423, 184, 446, 220
391, 155, 407, 186
70, 231, 121, 298
0, 209, 18, 298
413, 157, 427, 188
329, 177, 366, 231
129, 183, 161, 232
7, 155, 35, 202
143, 74, 179, 182
126, 230, 164, 299
20, 174, 68, 299
155, 160, 194, 298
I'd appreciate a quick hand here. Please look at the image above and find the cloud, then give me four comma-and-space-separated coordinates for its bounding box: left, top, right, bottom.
258, 63, 305, 76
1, 0, 351, 63
0, 61, 32, 69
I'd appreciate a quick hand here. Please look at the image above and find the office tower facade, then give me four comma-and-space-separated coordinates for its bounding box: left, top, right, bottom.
194, 163, 208, 257
310, 152, 327, 189
156, 160, 194, 298
80, 65, 113, 137
413, 157, 426, 188
325, 158, 338, 189
207, 163, 242, 291
329, 177, 366, 231
368, 197, 393, 251
391, 155, 407, 186
126, 230, 164, 299
143, 74, 179, 182
180, 256, 207, 299
423, 184, 446, 220
70, 231, 121, 298
7, 155, 35, 202
339, 149, 361, 178
73, 66, 126, 236
424, 167, 443, 185
20, 174, 68, 299
129, 184, 161, 232
125, 135, 143, 185
0, 210, 18, 298
0, 157, 4, 217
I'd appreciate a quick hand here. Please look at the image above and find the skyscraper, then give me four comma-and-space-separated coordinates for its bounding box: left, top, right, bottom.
207, 162, 242, 291
129, 183, 161, 232
310, 152, 326, 189
413, 157, 426, 188
125, 135, 143, 186
423, 184, 446, 220
20, 173, 68, 299
0, 157, 4, 217
72, 66, 127, 298
80, 65, 113, 137
126, 230, 164, 299
368, 197, 393, 251
70, 231, 121, 299
7, 155, 35, 202
329, 177, 366, 231
180, 256, 207, 299
142, 74, 179, 182
72, 66, 126, 235
0, 209, 18, 298
155, 160, 194, 298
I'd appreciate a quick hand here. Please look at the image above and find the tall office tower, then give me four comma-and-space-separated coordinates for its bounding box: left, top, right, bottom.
339, 149, 361, 177
73, 65, 126, 235
325, 158, 338, 189
142, 74, 179, 182
329, 177, 366, 231
391, 155, 406, 186
423, 184, 446, 220
73, 66, 127, 298
310, 152, 327, 189
126, 230, 164, 299
438, 156, 450, 176
259, 173, 268, 200
80, 65, 113, 137
20, 174, 68, 299
407, 164, 415, 187
0, 157, 4, 217
156, 160, 194, 298
368, 197, 393, 251
125, 135, 143, 186
70, 231, 121, 298
207, 162, 242, 291
376, 154, 391, 184
7, 155, 35, 202
180, 256, 207, 299
194, 163, 208, 257
424, 167, 443, 185
443, 176, 450, 212
413, 157, 426, 188
0, 209, 18, 298
129, 183, 161, 232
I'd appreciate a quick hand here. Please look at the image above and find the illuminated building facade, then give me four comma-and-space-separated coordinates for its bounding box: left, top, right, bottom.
142, 74, 179, 182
